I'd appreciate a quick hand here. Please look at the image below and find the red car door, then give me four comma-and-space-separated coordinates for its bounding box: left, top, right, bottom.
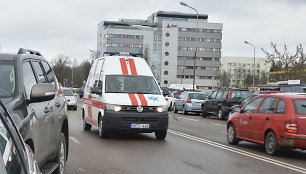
252, 97, 277, 143
236, 97, 263, 139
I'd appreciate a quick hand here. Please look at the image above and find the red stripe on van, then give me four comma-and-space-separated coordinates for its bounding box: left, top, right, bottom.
120, 58, 129, 75
137, 94, 148, 106
128, 93, 138, 106
128, 58, 137, 75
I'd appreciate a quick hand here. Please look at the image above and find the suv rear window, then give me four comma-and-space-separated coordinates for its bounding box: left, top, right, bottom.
231, 90, 250, 99
293, 99, 306, 115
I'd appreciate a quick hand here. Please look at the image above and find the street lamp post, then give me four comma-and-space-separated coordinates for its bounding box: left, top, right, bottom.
244, 41, 256, 87
180, 1, 198, 91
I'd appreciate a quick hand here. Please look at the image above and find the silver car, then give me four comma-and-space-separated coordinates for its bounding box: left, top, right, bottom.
62, 87, 78, 110
173, 92, 208, 115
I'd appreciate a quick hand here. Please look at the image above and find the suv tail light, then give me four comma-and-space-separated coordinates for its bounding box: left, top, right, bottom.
285, 120, 298, 134
227, 90, 231, 99
187, 99, 191, 103
165, 98, 169, 101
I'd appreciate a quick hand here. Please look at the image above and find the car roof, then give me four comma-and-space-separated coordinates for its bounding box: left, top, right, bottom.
0, 48, 46, 62
260, 93, 306, 99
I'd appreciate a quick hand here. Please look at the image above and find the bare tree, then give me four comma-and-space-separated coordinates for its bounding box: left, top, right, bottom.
220, 70, 230, 87
262, 43, 305, 82
51, 54, 71, 86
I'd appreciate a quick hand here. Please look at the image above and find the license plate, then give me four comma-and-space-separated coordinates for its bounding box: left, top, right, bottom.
130, 124, 150, 128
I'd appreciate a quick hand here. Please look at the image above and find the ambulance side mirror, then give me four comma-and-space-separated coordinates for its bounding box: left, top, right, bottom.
92, 86, 102, 96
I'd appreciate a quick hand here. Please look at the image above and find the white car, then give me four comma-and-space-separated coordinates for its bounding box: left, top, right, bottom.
62, 87, 78, 110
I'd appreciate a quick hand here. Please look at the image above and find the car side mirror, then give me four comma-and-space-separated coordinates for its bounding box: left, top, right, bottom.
30, 84, 55, 103
92, 86, 102, 96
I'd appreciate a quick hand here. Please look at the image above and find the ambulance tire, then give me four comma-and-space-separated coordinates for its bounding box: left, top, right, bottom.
82, 111, 91, 131
98, 116, 108, 138
155, 130, 167, 140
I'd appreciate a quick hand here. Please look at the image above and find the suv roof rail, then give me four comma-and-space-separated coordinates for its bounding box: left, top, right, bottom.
18, 48, 42, 56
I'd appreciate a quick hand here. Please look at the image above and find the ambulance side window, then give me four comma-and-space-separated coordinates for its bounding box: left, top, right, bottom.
92, 77, 103, 96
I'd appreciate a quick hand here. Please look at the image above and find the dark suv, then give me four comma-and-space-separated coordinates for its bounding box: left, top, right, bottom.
0, 48, 69, 174
201, 88, 251, 120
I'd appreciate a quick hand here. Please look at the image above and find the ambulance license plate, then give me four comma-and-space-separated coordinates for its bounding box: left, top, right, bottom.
130, 124, 150, 128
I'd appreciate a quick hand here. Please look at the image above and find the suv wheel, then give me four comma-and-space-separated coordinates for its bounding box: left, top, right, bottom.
182, 105, 188, 115
54, 133, 66, 174
202, 105, 208, 118
227, 124, 239, 145
265, 131, 279, 155
98, 117, 108, 138
173, 104, 178, 113
218, 109, 224, 120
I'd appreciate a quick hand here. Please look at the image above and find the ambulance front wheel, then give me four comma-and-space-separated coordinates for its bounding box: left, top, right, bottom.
82, 111, 91, 131
155, 130, 167, 140
98, 116, 108, 138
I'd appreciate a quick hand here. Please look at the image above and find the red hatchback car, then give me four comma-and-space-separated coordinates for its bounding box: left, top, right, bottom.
227, 93, 306, 155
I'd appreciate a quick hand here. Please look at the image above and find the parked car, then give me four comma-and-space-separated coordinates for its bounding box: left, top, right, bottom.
161, 88, 175, 111
227, 93, 306, 155
202, 88, 251, 120
173, 92, 208, 115
0, 100, 40, 174
228, 94, 259, 116
62, 87, 77, 110
0, 48, 69, 174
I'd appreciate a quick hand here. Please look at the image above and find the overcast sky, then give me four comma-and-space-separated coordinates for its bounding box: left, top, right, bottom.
0, 0, 305, 63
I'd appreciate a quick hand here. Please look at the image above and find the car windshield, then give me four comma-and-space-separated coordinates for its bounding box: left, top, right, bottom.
105, 75, 161, 94
0, 60, 16, 98
63, 89, 73, 96
293, 99, 306, 115
189, 93, 208, 100
231, 90, 250, 99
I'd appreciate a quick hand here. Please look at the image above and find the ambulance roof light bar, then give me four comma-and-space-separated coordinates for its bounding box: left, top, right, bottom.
104, 52, 143, 57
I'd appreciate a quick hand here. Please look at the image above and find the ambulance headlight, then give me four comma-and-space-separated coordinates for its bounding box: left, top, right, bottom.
105, 104, 121, 112
157, 105, 167, 112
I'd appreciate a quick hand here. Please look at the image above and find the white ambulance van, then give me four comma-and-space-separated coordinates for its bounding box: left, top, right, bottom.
82, 55, 168, 139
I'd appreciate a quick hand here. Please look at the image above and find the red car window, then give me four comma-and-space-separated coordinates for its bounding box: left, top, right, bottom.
293, 99, 306, 115
242, 97, 263, 113
258, 97, 277, 113
276, 99, 286, 114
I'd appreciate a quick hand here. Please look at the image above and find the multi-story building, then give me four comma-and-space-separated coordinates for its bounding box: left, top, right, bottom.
221, 56, 271, 87
97, 11, 223, 90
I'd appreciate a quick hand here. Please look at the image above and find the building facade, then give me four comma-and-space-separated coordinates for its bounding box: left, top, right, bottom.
97, 11, 223, 90
221, 56, 271, 87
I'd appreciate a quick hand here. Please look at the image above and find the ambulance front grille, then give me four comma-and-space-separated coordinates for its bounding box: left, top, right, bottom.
121, 106, 157, 112
120, 117, 158, 122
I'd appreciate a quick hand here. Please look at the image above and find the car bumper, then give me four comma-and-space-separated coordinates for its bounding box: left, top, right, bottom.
279, 133, 306, 149
103, 111, 169, 133
185, 103, 202, 112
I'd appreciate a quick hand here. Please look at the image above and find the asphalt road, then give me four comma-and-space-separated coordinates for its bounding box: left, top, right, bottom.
64, 102, 306, 174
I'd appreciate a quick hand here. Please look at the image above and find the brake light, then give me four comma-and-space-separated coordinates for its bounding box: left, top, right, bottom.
176, 94, 180, 97
227, 90, 231, 99
187, 99, 191, 103
165, 98, 169, 101
285, 120, 298, 134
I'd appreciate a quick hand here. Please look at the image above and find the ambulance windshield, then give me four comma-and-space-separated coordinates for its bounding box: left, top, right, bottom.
105, 75, 161, 94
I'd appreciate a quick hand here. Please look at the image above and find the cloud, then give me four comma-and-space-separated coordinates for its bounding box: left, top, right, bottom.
0, 0, 305, 63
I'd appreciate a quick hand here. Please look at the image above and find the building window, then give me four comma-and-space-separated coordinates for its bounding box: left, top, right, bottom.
166, 33, 170, 37
165, 52, 169, 56
165, 42, 169, 47
164, 80, 168, 84
208, 86, 212, 90
164, 61, 169, 65
164, 71, 168, 75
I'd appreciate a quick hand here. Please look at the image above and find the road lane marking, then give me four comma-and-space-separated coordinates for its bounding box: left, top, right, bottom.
169, 115, 199, 122
168, 129, 306, 174
211, 123, 226, 127
69, 137, 80, 144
